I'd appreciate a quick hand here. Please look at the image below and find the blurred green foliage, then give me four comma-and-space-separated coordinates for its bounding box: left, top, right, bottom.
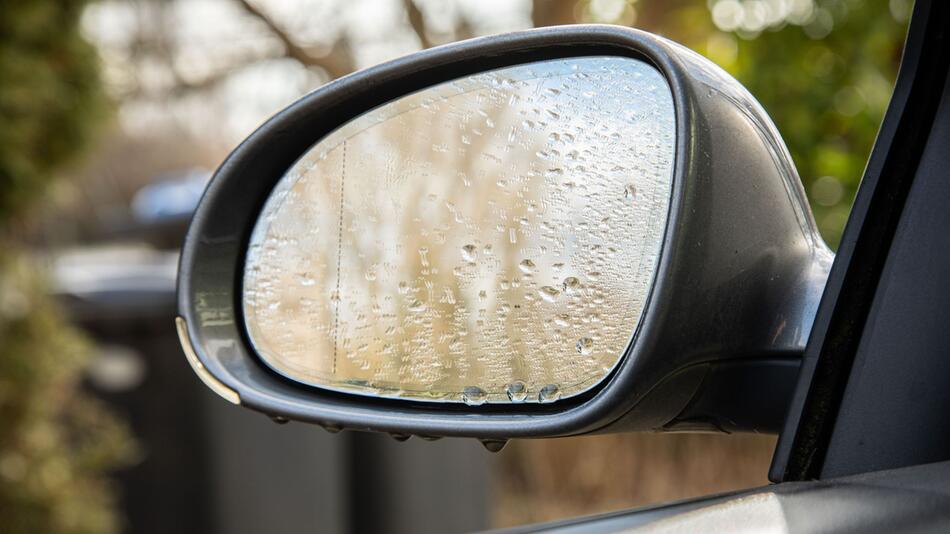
637, 0, 911, 247
0, 257, 137, 533
0, 0, 107, 222
0, 1, 136, 533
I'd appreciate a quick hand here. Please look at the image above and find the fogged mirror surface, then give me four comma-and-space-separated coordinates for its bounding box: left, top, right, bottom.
243, 56, 675, 404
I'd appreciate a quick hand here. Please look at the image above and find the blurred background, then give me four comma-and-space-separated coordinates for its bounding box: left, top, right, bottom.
0, 0, 911, 532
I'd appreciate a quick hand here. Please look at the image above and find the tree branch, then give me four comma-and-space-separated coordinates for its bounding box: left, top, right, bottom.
167, 60, 258, 95
532, 0, 576, 27
233, 0, 355, 78
403, 0, 433, 49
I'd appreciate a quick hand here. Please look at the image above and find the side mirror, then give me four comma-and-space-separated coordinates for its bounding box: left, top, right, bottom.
177, 26, 832, 445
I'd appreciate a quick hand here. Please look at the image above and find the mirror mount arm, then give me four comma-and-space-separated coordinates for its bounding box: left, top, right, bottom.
610, 247, 833, 435
665, 358, 803, 435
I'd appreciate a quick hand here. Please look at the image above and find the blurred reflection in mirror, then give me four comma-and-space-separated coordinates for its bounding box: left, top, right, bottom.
244, 56, 676, 404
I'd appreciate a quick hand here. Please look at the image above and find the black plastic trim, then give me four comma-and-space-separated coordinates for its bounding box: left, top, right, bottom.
771, 0, 950, 482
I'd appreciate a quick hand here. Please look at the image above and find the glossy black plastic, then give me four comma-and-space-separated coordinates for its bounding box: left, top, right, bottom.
178, 25, 830, 439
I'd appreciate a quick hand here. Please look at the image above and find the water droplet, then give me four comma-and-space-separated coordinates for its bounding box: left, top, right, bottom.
419, 435, 442, 441
442, 287, 456, 304
270, 415, 289, 424
389, 433, 411, 442
539, 384, 562, 403
506, 381, 527, 402
576, 337, 594, 355
518, 259, 536, 273
538, 286, 560, 302
479, 438, 508, 453
624, 184, 637, 200
321, 423, 343, 434
461, 244, 478, 262
462, 386, 487, 406
562, 277, 580, 293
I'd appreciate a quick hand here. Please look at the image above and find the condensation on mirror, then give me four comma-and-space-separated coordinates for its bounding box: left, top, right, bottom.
243, 56, 676, 404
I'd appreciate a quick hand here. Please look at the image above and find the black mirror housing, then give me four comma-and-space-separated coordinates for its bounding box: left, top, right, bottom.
177, 25, 831, 441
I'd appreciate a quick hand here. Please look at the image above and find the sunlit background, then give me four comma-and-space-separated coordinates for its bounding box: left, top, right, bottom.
1, 0, 911, 532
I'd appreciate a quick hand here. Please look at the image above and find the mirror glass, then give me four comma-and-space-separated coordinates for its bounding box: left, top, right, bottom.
243, 56, 675, 404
